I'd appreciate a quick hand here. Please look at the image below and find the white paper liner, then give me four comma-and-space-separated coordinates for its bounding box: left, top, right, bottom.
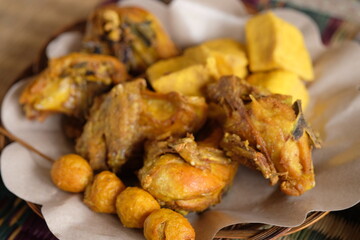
1, 0, 360, 239
46, 31, 83, 59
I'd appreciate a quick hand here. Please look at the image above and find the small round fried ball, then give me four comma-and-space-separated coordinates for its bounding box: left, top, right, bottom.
84, 171, 125, 213
116, 187, 160, 228
51, 154, 93, 193
144, 209, 195, 240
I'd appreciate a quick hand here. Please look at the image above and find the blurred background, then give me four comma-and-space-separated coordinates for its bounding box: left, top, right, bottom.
0, 0, 102, 102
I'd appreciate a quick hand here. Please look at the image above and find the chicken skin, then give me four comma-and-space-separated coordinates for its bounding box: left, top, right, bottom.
19, 53, 128, 121
76, 79, 207, 172
207, 76, 320, 196
138, 129, 238, 214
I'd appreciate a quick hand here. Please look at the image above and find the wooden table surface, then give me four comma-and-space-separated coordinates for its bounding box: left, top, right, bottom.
0, 0, 102, 103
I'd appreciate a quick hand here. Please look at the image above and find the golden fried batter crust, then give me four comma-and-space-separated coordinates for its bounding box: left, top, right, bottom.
144, 209, 195, 240
83, 171, 126, 213
76, 79, 207, 172
19, 53, 128, 121
207, 76, 319, 196
116, 187, 160, 228
83, 5, 179, 75
138, 129, 238, 213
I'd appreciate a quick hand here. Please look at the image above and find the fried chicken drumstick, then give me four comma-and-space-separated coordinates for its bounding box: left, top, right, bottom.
138, 128, 238, 213
207, 76, 320, 196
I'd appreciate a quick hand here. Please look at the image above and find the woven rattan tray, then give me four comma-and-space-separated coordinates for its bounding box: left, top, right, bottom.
0, 20, 329, 240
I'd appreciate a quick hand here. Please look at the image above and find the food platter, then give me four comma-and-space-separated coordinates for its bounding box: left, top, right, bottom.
1, 1, 360, 240
0, 18, 327, 239
0, 18, 339, 240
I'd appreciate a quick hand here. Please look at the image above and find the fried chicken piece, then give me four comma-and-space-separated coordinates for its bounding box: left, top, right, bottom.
19, 53, 128, 121
140, 90, 207, 139
83, 5, 179, 75
75, 79, 207, 172
76, 80, 143, 171
207, 76, 320, 196
138, 128, 238, 213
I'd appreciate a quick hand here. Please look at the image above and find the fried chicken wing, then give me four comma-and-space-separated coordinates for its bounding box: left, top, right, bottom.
75, 79, 207, 172
138, 129, 238, 213
207, 76, 319, 196
19, 53, 128, 121
83, 5, 179, 75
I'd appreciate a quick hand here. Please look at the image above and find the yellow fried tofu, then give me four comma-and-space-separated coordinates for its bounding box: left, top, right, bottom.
147, 38, 248, 97
147, 56, 210, 96
184, 38, 248, 79
247, 70, 309, 110
246, 12, 314, 81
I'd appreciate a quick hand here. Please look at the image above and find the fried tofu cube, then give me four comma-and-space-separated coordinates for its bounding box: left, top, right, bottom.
147, 38, 248, 96
184, 38, 248, 79
246, 12, 314, 81
147, 56, 210, 96
247, 70, 310, 110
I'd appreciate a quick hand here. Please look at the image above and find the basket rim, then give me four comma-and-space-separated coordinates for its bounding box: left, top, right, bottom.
26, 202, 329, 239
2, 18, 330, 240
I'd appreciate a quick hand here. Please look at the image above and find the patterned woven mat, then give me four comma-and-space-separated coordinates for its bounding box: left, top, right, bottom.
0, 177, 57, 240
0, 0, 359, 239
242, 0, 360, 45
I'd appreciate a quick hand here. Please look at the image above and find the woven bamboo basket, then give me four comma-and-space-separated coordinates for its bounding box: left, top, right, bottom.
0, 20, 329, 240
